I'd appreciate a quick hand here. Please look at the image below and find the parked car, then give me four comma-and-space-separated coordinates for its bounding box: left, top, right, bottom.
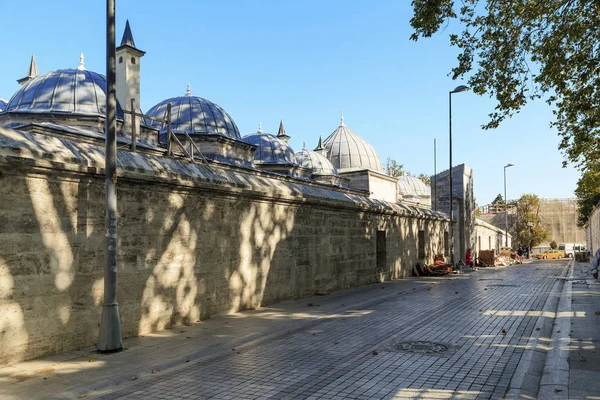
536, 250, 565, 260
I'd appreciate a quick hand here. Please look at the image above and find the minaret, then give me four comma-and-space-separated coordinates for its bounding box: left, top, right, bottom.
277, 119, 290, 142
17, 55, 39, 85
116, 20, 145, 132
314, 136, 328, 156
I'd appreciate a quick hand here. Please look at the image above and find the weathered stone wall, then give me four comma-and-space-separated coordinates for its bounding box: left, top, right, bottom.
587, 204, 600, 253
0, 128, 448, 364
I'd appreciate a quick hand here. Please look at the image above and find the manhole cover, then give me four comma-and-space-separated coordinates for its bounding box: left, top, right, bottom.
394, 341, 449, 354
572, 279, 587, 284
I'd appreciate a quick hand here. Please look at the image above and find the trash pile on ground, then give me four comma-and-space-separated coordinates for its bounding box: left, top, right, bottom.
477, 249, 517, 267
413, 260, 453, 276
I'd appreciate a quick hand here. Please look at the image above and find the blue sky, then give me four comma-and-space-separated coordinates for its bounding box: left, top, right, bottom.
0, 0, 580, 205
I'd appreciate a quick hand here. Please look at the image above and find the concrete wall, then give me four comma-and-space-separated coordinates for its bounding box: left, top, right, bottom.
0, 127, 448, 364
478, 198, 585, 247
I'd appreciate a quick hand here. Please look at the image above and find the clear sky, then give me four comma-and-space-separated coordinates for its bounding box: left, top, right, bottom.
0, 0, 581, 205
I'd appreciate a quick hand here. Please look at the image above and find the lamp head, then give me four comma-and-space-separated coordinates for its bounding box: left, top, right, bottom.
505, 163, 515, 168
451, 85, 469, 93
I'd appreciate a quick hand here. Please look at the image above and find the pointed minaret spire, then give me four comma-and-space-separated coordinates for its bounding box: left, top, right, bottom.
340, 109, 346, 127
120, 20, 136, 48
314, 135, 327, 156
17, 54, 39, 85
77, 52, 86, 71
277, 119, 291, 142
303, 142, 306, 149
186, 82, 192, 96
258, 122, 263, 134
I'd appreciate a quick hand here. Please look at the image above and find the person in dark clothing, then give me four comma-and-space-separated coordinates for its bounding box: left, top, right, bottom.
517, 246, 524, 264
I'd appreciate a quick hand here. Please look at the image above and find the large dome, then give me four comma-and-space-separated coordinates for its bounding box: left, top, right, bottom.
243, 125, 296, 165
6, 68, 123, 118
0, 99, 7, 113
323, 114, 383, 172
398, 175, 430, 198
295, 148, 337, 176
145, 86, 240, 140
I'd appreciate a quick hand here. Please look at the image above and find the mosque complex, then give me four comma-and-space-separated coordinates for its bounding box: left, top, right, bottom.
0, 22, 509, 363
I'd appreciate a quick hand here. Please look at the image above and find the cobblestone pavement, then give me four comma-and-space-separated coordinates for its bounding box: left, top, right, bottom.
91, 262, 568, 400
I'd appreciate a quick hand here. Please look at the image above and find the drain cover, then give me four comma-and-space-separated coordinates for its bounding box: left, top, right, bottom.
394, 341, 449, 354
572, 279, 587, 284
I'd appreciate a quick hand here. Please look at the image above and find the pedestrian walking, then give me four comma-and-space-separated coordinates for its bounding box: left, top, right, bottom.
591, 247, 600, 280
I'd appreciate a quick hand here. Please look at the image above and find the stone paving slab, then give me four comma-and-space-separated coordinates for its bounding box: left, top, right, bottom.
91, 263, 566, 400
568, 262, 600, 400
0, 262, 572, 400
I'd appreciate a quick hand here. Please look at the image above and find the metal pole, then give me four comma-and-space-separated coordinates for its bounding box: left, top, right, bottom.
130, 98, 137, 152
504, 166, 508, 247
449, 91, 454, 267
167, 103, 173, 157
434, 138, 437, 212
97, 0, 123, 353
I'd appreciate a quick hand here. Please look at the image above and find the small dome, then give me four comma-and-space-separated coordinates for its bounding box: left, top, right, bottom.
323, 113, 383, 172
0, 99, 7, 113
398, 175, 430, 198
243, 126, 296, 164
295, 148, 338, 176
6, 68, 123, 118
145, 86, 240, 139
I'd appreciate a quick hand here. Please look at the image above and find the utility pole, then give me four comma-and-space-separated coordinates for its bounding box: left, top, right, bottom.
97, 0, 123, 353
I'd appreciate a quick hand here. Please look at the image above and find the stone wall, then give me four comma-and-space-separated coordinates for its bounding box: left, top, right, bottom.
0, 127, 448, 364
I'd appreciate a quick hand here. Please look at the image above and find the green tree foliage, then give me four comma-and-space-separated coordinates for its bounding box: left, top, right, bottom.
417, 173, 431, 185
491, 194, 505, 205
550, 240, 558, 250
574, 165, 600, 227
409, 2, 600, 223
514, 194, 549, 248
385, 157, 406, 178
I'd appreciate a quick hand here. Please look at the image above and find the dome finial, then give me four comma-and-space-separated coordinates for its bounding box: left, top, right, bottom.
340, 109, 345, 126
78, 52, 86, 71
258, 122, 263, 134
186, 82, 192, 96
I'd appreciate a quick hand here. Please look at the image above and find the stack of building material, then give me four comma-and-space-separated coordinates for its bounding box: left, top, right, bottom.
478, 250, 495, 267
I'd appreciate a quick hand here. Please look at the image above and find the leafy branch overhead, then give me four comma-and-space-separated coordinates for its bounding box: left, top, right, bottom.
410, 1, 600, 222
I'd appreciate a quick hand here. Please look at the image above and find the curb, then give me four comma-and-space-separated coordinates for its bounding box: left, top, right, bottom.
504, 261, 571, 399
537, 261, 573, 399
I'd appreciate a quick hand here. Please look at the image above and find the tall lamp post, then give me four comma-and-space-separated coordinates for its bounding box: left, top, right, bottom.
449, 85, 469, 266
504, 163, 515, 248
98, 0, 123, 353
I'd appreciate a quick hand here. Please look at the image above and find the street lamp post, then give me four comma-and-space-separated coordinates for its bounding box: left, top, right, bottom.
97, 0, 123, 353
504, 163, 515, 248
449, 85, 469, 267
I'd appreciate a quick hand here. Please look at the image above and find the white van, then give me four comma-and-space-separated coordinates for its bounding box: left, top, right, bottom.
558, 243, 586, 258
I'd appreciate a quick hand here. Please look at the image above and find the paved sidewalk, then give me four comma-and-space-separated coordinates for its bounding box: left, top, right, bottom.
569, 262, 600, 400
0, 262, 569, 399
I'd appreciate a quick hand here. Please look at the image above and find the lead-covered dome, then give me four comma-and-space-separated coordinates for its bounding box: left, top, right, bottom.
6, 68, 122, 118
295, 140, 338, 176
0, 99, 7, 113
243, 125, 296, 164
323, 113, 383, 172
398, 175, 430, 198
145, 85, 241, 140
